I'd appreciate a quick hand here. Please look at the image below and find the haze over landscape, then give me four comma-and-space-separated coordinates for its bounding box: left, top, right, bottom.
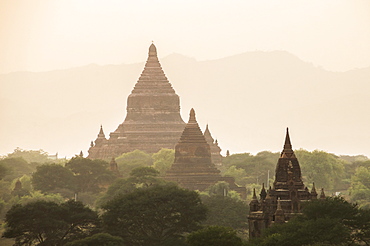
1, 0, 370, 158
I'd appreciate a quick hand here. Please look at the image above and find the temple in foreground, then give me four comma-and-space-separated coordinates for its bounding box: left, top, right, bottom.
248, 128, 325, 238
165, 109, 246, 198
88, 44, 186, 159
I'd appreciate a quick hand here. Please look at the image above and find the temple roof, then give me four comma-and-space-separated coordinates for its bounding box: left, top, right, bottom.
178, 109, 208, 144
280, 127, 295, 158
131, 43, 175, 94
274, 128, 303, 189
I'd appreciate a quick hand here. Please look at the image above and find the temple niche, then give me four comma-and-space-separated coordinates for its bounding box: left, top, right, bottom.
248, 128, 326, 238
165, 109, 246, 198
88, 44, 186, 159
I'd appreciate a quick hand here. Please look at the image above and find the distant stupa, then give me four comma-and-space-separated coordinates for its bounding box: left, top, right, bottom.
88, 44, 186, 159
165, 109, 246, 198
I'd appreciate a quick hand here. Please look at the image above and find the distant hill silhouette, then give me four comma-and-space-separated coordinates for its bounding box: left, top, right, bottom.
1, 51, 369, 157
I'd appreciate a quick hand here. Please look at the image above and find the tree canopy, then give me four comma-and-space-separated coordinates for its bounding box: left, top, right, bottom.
96, 166, 166, 207
349, 165, 370, 209
115, 150, 152, 178
32, 164, 75, 193
201, 195, 248, 230
6, 148, 50, 164
3, 200, 99, 246
151, 148, 175, 175
101, 183, 207, 246
186, 226, 245, 246
65, 157, 116, 193
296, 149, 345, 190
65, 233, 125, 246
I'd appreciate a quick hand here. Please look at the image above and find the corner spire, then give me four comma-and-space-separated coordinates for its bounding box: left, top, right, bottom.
260, 183, 267, 200
274, 198, 285, 223
98, 125, 105, 138
252, 188, 257, 200
320, 188, 326, 199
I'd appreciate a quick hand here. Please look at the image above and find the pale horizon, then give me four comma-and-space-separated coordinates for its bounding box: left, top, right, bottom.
1, 0, 370, 74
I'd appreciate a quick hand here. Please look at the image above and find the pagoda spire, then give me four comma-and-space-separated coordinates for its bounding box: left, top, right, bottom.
284, 127, 292, 149
189, 108, 197, 123
250, 188, 260, 212
311, 182, 318, 199
320, 188, 326, 199
274, 128, 303, 189
283, 127, 293, 152
98, 125, 105, 138
94, 125, 107, 147
148, 43, 157, 57
260, 183, 267, 200
252, 187, 257, 200
280, 127, 295, 158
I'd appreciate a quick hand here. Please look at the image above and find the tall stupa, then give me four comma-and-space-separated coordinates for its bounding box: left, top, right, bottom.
88, 44, 186, 159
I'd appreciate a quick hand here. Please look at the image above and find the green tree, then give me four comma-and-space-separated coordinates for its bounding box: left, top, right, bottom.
101, 183, 207, 246
65, 233, 125, 246
202, 195, 249, 230
186, 226, 245, 246
96, 166, 166, 207
3, 200, 99, 245
151, 148, 175, 175
0, 157, 34, 181
224, 166, 249, 186
0, 163, 8, 180
349, 166, 370, 208
296, 149, 345, 190
251, 197, 370, 246
7, 148, 50, 164
32, 164, 75, 193
115, 150, 152, 178
66, 157, 115, 193
222, 151, 279, 186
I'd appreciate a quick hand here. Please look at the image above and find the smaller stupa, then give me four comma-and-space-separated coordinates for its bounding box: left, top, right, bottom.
165, 109, 245, 198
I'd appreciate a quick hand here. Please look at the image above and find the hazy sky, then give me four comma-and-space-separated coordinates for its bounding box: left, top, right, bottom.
1, 0, 370, 74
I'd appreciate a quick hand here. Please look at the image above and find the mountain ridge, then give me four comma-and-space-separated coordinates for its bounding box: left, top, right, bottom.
1, 51, 369, 157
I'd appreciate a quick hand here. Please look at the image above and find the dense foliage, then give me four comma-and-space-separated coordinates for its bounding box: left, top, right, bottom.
101, 183, 207, 246
64, 233, 125, 246
3, 200, 99, 245
202, 195, 249, 230
187, 226, 245, 246
1, 148, 370, 245
96, 166, 166, 207
32, 164, 75, 193
115, 150, 153, 178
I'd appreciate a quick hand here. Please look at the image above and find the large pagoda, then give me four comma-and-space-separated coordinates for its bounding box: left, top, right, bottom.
88, 44, 186, 159
248, 128, 325, 238
165, 109, 246, 198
